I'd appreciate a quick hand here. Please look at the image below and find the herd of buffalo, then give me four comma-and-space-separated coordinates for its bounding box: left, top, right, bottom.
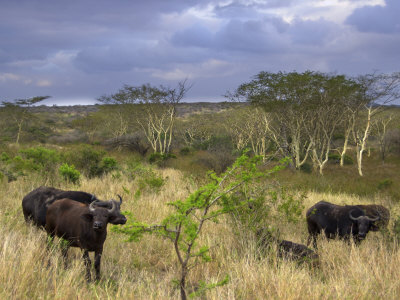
21, 186, 390, 280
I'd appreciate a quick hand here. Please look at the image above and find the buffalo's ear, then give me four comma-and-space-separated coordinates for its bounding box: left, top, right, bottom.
81, 213, 93, 222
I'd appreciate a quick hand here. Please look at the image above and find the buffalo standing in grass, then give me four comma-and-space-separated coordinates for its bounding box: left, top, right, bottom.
22, 186, 126, 227
45, 198, 123, 281
306, 201, 381, 247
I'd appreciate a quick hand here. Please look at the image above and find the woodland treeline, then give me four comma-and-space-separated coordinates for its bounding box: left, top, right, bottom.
1, 71, 400, 178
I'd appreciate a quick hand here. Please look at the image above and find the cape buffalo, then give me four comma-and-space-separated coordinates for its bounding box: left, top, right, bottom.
306, 201, 380, 247
22, 186, 126, 228
256, 228, 319, 266
45, 199, 121, 281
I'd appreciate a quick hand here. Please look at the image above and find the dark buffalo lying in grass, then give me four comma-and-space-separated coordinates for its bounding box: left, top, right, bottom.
22, 186, 126, 228
306, 201, 381, 247
45, 199, 123, 281
256, 228, 319, 266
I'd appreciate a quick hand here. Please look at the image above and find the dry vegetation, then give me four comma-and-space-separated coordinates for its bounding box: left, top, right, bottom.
1, 166, 399, 300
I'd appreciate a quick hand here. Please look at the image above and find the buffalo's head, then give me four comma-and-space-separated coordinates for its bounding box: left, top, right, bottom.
92, 195, 127, 225
349, 210, 379, 241
83, 200, 122, 231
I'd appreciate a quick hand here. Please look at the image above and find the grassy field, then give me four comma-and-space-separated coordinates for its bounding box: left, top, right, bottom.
1, 165, 399, 299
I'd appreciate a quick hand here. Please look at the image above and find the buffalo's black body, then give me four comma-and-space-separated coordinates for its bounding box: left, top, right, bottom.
45, 198, 122, 281
256, 228, 319, 266
22, 186, 97, 227
22, 186, 126, 228
278, 240, 319, 265
306, 201, 380, 247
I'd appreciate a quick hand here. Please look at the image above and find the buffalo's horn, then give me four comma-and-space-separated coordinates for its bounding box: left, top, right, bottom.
117, 194, 123, 205
91, 194, 96, 201
89, 200, 98, 212
107, 200, 117, 214
349, 210, 364, 221
366, 215, 380, 222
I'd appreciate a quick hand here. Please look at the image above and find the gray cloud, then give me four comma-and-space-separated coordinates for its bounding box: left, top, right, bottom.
0, 0, 399, 104
346, 0, 400, 33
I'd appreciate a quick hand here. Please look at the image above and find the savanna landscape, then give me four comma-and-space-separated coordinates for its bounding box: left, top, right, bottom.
1, 71, 400, 299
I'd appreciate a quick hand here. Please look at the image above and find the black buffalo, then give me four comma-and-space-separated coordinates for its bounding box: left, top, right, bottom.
45, 199, 121, 281
22, 186, 126, 228
256, 228, 319, 266
306, 201, 380, 247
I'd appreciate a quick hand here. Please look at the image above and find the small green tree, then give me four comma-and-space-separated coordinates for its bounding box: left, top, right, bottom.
114, 153, 288, 299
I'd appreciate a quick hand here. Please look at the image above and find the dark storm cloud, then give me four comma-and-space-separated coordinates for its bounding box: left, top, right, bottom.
288, 18, 337, 45
346, 0, 400, 33
1, 0, 399, 104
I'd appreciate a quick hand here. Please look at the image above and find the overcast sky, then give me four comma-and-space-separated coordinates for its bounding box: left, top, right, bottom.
1, 0, 399, 105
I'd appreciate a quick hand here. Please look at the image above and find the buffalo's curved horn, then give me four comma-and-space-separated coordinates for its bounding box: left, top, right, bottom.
366, 215, 380, 222
107, 200, 117, 214
349, 210, 364, 221
117, 194, 123, 205
89, 200, 98, 212
91, 194, 96, 201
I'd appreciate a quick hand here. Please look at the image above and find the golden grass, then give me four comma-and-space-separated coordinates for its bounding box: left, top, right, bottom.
1, 168, 399, 299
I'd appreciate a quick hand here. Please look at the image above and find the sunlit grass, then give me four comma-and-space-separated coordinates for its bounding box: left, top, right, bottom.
0, 166, 399, 299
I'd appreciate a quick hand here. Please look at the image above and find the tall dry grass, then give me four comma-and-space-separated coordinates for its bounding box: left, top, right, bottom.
0, 168, 399, 299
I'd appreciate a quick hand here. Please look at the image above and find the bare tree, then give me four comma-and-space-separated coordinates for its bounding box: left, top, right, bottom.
228, 71, 328, 169
372, 113, 394, 163
305, 75, 357, 174
98, 81, 190, 154
225, 107, 273, 160
351, 73, 400, 176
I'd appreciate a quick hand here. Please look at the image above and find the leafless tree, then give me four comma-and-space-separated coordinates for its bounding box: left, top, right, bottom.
351, 73, 400, 176
98, 81, 191, 154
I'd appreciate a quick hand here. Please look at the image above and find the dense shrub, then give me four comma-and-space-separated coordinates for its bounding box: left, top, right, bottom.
328, 153, 353, 165
124, 159, 166, 194
59, 163, 80, 184
148, 152, 176, 167
300, 163, 312, 173
377, 178, 393, 190
229, 184, 305, 246
99, 157, 118, 174
19, 147, 60, 171
63, 145, 117, 178
179, 147, 191, 155
196, 150, 235, 174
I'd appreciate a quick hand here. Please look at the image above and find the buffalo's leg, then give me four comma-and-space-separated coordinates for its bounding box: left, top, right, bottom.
83, 250, 92, 281
94, 249, 103, 281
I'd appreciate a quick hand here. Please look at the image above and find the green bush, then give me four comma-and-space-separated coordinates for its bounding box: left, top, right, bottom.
148, 152, 176, 167
180, 147, 191, 155
229, 184, 305, 245
125, 160, 166, 193
328, 153, 353, 165
59, 163, 80, 184
63, 145, 117, 178
19, 146, 60, 171
0, 152, 10, 163
300, 163, 312, 173
99, 157, 118, 174
377, 179, 393, 190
